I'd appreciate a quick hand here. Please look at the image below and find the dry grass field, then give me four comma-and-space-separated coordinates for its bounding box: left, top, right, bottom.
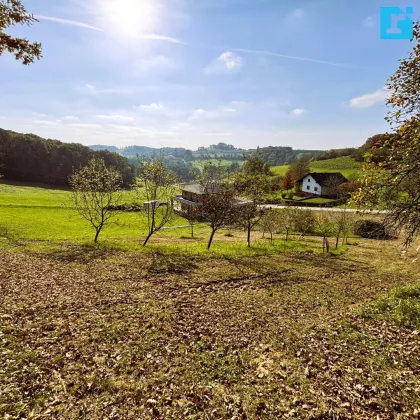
1, 238, 419, 419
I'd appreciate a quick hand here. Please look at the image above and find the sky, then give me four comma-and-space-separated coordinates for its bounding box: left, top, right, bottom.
0, 0, 417, 150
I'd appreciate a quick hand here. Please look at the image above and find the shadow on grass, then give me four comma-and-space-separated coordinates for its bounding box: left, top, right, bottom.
43, 243, 112, 263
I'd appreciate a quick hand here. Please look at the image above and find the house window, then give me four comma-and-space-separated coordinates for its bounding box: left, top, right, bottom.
307, 186, 310, 191
314, 187, 318, 192
307, 178, 310, 182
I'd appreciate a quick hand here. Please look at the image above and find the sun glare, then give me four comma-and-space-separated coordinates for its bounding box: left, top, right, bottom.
100, 0, 159, 37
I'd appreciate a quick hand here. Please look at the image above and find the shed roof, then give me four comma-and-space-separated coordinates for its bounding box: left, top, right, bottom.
182, 182, 224, 195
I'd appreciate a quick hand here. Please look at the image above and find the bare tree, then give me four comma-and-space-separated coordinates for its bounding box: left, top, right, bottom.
323, 174, 348, 199
137, 156, 178, 246
69, 158, 123, 243
330, 209, 356, 248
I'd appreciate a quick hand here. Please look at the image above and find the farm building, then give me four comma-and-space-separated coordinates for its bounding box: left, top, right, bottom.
296, 173, 348, 198
173, 183, 223, 213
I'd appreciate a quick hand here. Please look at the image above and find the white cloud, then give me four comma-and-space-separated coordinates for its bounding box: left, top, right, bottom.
291, 108, 306, 117
206, 51, 243, 73
230, 48, 355, 68
95, 114, 134, 122
134, 33, 185, 45
36, 15, 185, 44
350, 88, 388, 108
32, 112, 48, 117
62, 116, 79, 121
188, 106, 237, 121
135, 103, 165, 111
218, 51, 243, 71
36, 15, 104, 31
84, 84, 131, 95
363, 16, 374, 28
33, 119, 62, 126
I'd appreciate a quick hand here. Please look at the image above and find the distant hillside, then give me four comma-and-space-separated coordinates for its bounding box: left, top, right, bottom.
0, 129, 136, 186
271, 156, 363, 180
256, 146, 324, 166
91, 143, 325, 167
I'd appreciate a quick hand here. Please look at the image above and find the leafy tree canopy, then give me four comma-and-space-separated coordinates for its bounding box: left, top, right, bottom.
0, 0, 41, 64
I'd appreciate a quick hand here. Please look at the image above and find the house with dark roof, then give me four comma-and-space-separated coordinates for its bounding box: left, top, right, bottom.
296, 173, 348, 198
173, 183, 224, 212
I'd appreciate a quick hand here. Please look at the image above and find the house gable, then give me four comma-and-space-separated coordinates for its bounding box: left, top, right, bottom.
301, 175, 322, 196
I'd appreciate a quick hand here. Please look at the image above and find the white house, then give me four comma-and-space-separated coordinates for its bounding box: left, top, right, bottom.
297, 173, 348, 197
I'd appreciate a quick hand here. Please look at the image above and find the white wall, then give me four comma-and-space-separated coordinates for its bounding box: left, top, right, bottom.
302, 175, 322, 196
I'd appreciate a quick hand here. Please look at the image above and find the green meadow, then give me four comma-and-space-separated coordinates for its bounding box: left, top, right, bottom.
271, 156, 363, 179
0, 180, 327, 256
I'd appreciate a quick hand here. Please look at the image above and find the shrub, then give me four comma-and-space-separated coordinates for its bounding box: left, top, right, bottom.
354, 219, 390, 240
286, 191, 294, 200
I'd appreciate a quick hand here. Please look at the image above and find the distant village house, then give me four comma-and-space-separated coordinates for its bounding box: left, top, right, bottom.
296, 173, 348, 198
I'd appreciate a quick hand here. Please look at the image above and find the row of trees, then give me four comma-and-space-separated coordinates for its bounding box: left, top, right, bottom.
261, 207, 355, 252
0, 129, 136, 186
69, 155, 354, 251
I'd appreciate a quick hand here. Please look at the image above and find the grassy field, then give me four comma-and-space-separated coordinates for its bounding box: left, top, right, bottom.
0, 181, 327, 256
271, 156, 363, 180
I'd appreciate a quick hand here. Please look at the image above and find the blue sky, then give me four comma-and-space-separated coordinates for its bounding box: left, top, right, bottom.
0, 0, 417, 150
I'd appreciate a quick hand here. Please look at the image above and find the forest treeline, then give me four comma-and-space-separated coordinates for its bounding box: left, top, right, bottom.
0, 129, 136, 186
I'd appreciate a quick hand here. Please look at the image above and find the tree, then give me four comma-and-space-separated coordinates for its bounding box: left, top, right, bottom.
242, 153, 271, 176
282, 170, 294, 191
194, 163, 238, 250
0, 0, 41, 64
315, 214, 334, 253
280, 207, 296, 242
234, 155, 270, 246
260, 208, 280, 242
69, 158, 123, 243
289, 158, 310, 185
292, 209, 315, 238
137, 156, 178, 246
354, 22, 420, 246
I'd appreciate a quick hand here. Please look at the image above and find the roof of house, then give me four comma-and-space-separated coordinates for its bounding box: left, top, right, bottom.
182, 182, 224, 195
298, 172, 348, 186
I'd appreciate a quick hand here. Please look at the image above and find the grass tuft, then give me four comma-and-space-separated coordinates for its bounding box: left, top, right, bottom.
363, 283, 420, 329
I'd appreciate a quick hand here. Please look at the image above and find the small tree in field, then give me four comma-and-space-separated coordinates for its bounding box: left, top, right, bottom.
315, 214, 334, 253
292, 208, 315, 238
0, 0, 42, 64
330, 209, 355, 248
234, 155, 270, 247
69, 158, 123, 243
194, 163, 238, 250
280, 207, 296, 241
137, 156, 178, 246
260, 208, 281, 242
